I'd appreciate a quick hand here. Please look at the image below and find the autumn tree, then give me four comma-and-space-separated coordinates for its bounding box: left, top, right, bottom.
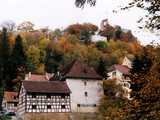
99, 23, 115, 41
66, 23, 98, 43
75, 0, 160, 31
17, 21, 34, 32
124, 46, 160, 119
98, 80, 127, 120
26, 45, 41, 72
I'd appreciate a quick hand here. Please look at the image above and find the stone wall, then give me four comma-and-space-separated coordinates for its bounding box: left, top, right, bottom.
18, 112, 98, 120
23, 113, 70, 120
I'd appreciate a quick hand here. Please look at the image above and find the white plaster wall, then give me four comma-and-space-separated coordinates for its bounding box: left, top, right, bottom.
122, 57, 132, 68
66, 79, 103, 112
108, 70, 123, 80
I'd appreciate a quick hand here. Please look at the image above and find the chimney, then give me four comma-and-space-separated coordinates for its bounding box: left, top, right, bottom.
28, 72, 31, 78
45, 72, 54, 80
25, 72, 31, 80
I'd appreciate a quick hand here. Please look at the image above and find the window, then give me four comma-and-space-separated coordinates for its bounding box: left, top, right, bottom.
84, 81, 87, 86
112, 71, 116, 76
47, 94, 51, 99
61, 105, 65, 109
93, 104, 97, 107
47, 105, 51, 109
61, 95, 65, 99
32, 105, 37, 109
84, 92, 88, 97
77, 104, 80, 107
32, 94, 36, 98
14, 103, 17, 107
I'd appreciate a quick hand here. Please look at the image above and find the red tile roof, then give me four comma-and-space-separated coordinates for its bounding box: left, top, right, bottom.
4, 91, 18, 102
64, 60, 102, 80
23, 81, 70, 94
108, 64, 130, 75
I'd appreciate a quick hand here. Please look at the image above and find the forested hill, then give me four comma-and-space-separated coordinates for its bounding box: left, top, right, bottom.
0, 21, 141, 91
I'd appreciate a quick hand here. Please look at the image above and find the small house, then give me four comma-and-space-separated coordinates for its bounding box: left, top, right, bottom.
17, 80, 71, 119
2, 91, 18, 112
64, 61, 103, 112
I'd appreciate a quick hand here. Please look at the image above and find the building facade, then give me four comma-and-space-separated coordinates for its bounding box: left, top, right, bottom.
64, 61, 103, 112
107, 56, 134, 99
122, 56, 133, 68
2, 91, 18, 112
17, 80, 71, 119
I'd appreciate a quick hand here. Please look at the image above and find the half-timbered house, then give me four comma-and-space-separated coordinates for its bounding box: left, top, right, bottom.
17, 80, 71, 119
2, 91, 18, 112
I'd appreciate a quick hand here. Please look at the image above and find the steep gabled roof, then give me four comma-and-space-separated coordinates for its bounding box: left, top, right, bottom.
4, 91, 18, 102
23, 81, 70, 94
64, 60, 102, 80
108, 64, 130, 75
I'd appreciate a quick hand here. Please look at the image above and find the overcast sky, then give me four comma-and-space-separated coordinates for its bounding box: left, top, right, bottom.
0, 0, 159, 45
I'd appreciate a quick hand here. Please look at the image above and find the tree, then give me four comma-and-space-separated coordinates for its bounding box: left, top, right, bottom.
75, 0, 96, 8
75, 0, 160, 31
96, 41, 107, 50
26, 45, 41, 72
11, 35, 26, 71
80, 29, 91, 44
17, 21, 34, 32
124, 46, 160, 119
98, 80, 127, 120
45, 46, 63, 73
0, 28, 10, 110
10, 35, 27, 90
114, 26, 122, 40
66, 23, 98, 41
97, 58, 107, 78
0, 20, 16, 32
99, 23, 115, 41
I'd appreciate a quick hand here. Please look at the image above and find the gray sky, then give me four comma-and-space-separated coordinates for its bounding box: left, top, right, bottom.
0, 0, 159, 45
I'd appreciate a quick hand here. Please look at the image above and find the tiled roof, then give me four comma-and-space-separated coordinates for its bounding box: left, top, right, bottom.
4, 91, 18, 102
64, 60, 102, 80
108, 64, 130, 75
23, 81, 70, 94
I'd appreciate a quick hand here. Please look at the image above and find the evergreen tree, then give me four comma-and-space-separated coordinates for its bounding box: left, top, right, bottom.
45, 47, 63, 73
80, 30, 91, 45
0, 28, 10, 110
11, 35, 26, 71
97, 58, 107, 78
10, 35, 26, 90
